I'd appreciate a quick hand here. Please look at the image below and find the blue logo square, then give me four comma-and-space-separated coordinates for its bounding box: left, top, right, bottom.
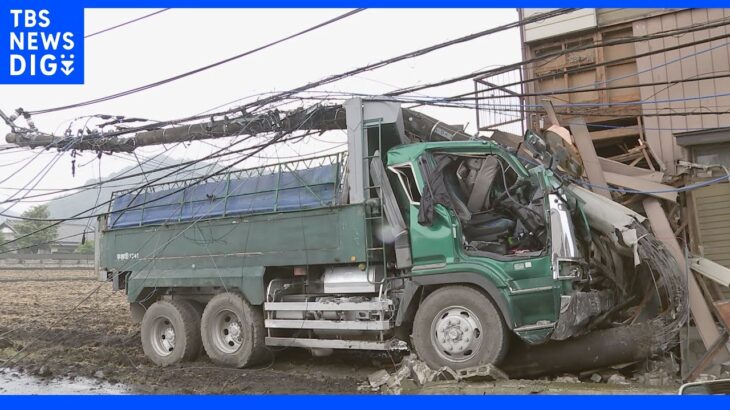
0, 5, 84, 84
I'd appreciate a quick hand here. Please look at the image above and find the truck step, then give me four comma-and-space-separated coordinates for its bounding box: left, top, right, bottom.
264, 300, 392, 311
265, 337, 392, 350
265, 319, 391, 330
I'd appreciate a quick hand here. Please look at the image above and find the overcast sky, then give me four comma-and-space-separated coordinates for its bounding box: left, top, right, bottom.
0, 8, 521, 213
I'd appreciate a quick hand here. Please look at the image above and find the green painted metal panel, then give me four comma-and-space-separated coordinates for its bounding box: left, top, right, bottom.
99, 205, 368, 303
127, 266, 265, 305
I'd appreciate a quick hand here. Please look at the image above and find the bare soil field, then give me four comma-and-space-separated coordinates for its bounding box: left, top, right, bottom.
0, 269, 676, 394
0, 269, 376, 394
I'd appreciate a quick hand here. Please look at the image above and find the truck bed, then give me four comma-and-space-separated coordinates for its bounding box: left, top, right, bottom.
99, 204, 368, 303
96, 153, 370, 303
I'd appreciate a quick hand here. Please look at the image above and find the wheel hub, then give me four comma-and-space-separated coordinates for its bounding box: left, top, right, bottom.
212, 309, 243, 353
150, 317, 176, 357
225, 320, 242, 347
431, 307, 482, 362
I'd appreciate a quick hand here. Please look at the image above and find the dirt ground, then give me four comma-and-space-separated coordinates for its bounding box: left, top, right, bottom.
0, 269, 677, 394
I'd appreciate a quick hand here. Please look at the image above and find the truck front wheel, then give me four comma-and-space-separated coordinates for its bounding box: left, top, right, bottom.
140, 300, 202, 366
200, 293, 268, 368
412, 285, 508, 370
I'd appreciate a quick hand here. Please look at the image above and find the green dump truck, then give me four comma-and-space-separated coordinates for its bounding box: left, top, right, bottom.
97, 99, 686, 371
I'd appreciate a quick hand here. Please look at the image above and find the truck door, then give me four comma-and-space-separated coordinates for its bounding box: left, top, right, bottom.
389, 159, 456, 268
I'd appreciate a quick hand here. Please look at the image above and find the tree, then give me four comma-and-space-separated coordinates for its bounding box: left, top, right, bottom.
14, 205, 58, 254
75, 239, 94, 254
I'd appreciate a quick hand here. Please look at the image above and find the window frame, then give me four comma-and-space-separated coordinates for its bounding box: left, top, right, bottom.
388, 162, 422, 205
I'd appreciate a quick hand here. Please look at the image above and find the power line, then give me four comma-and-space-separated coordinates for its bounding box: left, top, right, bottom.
0, 107, 326, 249
0, 139, 191, 205
290, 91, 730, 120
482, 14, 730, 83
32, 8, 578, 141
0, 113, 334, 206
84, 8, 170, 39
576, 173, 730, 195
390, 27, 730, 97
4, 136, 339, 349
0, 230, 92, 255
455, 90, 730, 109
458, 72, 730, 100
1, 128, 313, 362
27, 9, 366, 115
0, 130, 310, 226
0, 138, 83, 222
0, 141, 252, 205
233, 8, 578, 115
0, 111, 299, 232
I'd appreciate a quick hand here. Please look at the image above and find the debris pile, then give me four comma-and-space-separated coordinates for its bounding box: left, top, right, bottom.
492, 106, 730, 381
362, 354, 507, 394
363, 354, 691, 394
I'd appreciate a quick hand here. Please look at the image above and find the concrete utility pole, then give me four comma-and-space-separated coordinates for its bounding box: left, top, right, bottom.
5, 104, 472, 153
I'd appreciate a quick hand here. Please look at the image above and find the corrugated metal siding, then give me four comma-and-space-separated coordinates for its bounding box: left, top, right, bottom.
634, 8, 730, 174
694, 182, 730, 268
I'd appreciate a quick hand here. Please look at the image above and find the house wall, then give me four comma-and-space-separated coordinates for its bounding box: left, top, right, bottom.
633, 8, 730, 174
519, 8, 730, 174
512, 8, 730, 264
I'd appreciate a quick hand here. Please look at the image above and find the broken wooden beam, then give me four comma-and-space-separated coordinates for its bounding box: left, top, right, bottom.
598, 157, 664, 182
541, 99, 562, 128
590, 125, 641, 141
715, 301, 730, 331
692, 257, 730, 288
685, 330, 729, 382
569, 118, 611, 200
604, 172, 677, 203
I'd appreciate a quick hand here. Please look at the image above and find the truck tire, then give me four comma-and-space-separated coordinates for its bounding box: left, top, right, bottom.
200, 292, 268, 368
412, 285, 508, 370
141, 300, 202, 367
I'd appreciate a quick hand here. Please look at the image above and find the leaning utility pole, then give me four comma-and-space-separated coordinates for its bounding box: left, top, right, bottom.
5, 103, 472, 153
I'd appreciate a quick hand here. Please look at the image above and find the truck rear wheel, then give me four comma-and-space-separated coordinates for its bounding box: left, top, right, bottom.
141, 300, 202, 367
201, 293, 268, 368
412, 285, 508, 370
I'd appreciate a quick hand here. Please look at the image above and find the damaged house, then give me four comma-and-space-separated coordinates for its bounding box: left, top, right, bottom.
475, 8, 730, 379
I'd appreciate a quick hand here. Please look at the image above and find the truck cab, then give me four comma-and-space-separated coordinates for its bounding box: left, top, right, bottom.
379, 140, 594, 368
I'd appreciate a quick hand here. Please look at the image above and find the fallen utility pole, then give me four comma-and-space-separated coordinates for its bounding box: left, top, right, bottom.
5, 104, 472, 152
502, 323, 658, 379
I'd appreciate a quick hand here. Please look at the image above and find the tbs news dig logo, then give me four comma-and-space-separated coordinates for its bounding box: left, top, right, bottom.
3, 8, 83, 84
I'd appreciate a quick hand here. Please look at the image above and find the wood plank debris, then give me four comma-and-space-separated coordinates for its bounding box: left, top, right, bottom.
570, 118, 612, 200
692, 257, 730, 287
598, 157, 664, 182
604, 172, 677, 203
